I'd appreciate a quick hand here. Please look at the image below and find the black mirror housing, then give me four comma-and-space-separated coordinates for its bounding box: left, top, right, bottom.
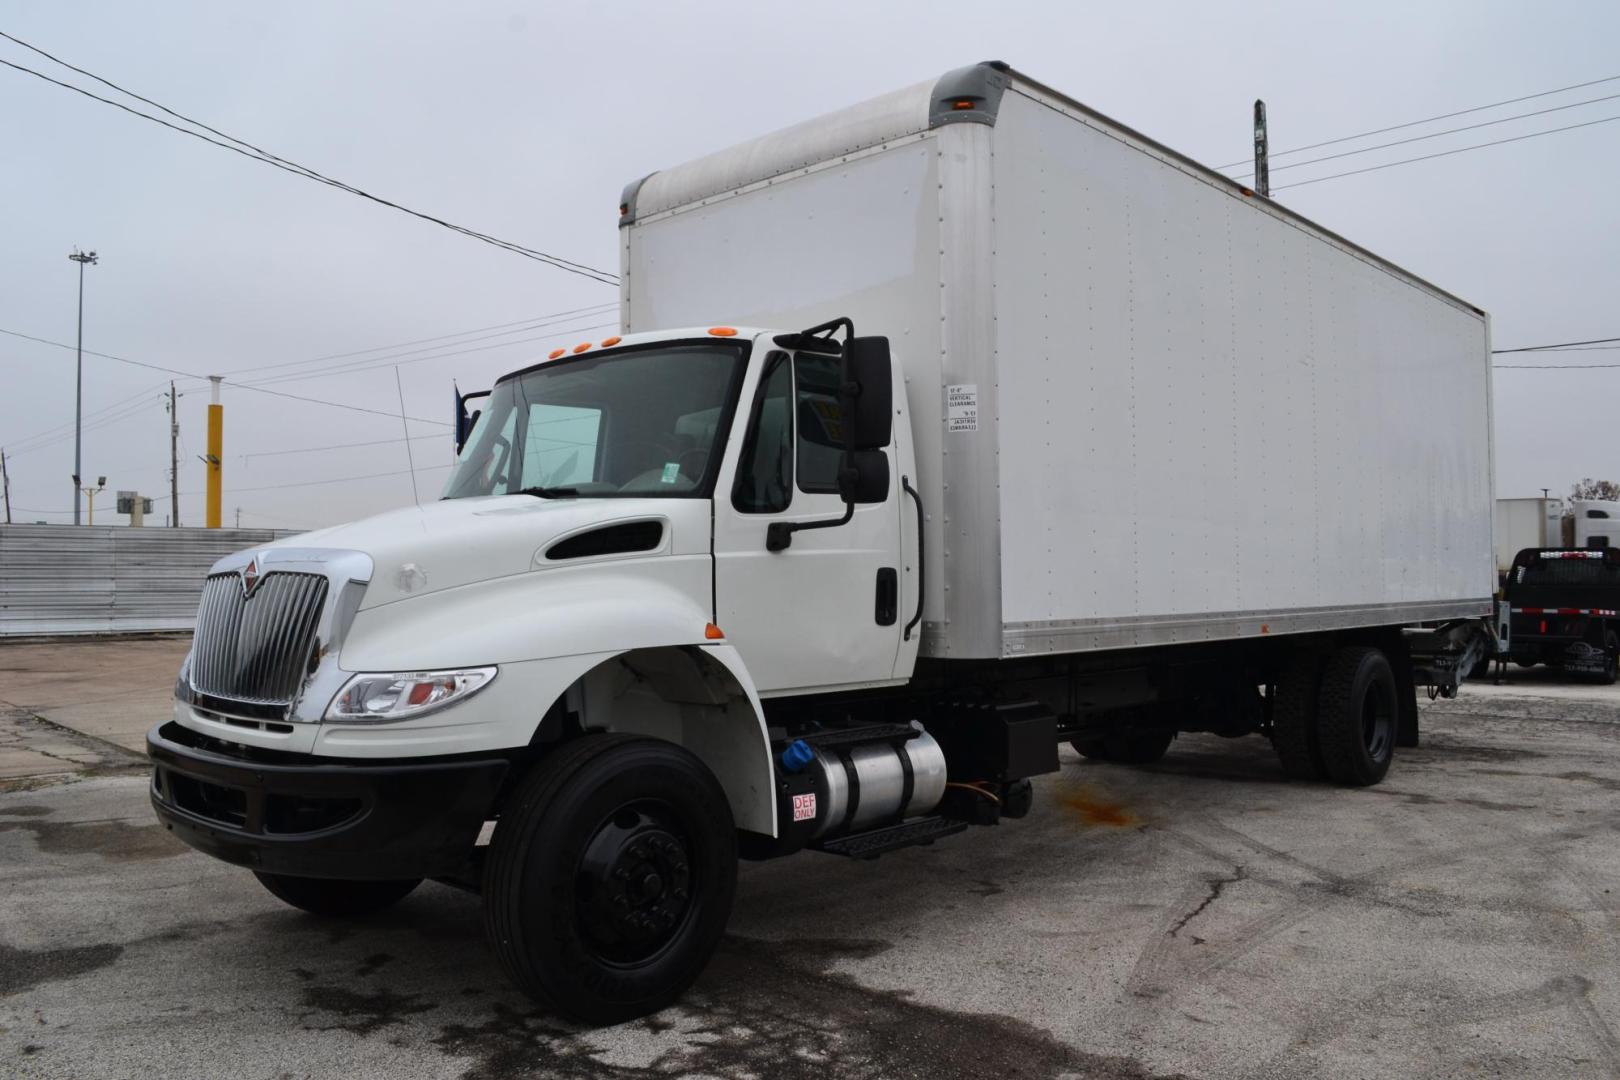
839, 449, 890, 504
845, 336, 893, 451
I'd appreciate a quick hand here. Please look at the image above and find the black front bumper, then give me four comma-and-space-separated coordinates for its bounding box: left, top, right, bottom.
147, 721, 510, 880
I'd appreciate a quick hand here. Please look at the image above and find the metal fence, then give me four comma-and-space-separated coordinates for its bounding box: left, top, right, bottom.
0, 525, 302, 637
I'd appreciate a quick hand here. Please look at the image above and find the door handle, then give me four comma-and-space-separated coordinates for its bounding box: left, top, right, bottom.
875, 567, 898, 626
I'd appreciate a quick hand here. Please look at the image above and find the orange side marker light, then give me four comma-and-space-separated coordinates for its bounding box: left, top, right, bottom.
708, 327, 738, 337
704, 623, 725, 640
601, 336, 622, 347
572, 342, 592, 354
548, 348, 565, 360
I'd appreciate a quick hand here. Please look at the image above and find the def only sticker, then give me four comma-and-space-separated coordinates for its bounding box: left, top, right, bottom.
792, 793, 817, 822
946, 384, 977, 432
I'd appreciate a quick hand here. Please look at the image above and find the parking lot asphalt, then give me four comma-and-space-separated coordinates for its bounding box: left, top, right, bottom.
2, 640, 1619, 1079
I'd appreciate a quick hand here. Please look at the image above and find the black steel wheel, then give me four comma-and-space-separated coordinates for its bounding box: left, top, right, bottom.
483, 734, 736, 1025
1315, 646, 1397, 787
253, 872, 421, 917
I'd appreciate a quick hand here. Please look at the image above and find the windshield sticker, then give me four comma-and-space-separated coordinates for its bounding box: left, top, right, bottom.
946, 384, 978, 432
660, 462, 681, 484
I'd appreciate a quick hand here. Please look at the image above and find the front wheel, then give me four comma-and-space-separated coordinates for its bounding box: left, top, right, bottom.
483, 734, 737, 1025
253, 872, 421, 916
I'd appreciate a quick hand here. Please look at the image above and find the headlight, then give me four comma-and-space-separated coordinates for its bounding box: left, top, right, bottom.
325, 667, 497, 723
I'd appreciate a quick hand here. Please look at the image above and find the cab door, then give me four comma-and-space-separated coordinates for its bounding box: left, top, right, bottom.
713, 348, 904, 695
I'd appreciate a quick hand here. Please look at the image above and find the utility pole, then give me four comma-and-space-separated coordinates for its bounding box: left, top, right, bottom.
168, 381, 180, 527
206, 375, 223, 529
68, 249, 99, 524
1252, 100, 1270, 198
235, 506, 241, 529
1, 448, 11, 524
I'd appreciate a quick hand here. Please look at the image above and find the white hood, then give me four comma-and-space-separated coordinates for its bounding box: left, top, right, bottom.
273, 495, 709, 610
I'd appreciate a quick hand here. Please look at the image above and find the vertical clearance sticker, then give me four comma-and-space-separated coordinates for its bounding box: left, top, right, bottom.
946, 384, 978, 432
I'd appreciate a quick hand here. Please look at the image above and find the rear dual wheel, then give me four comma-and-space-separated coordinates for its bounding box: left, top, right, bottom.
1272, 645, 1398, 787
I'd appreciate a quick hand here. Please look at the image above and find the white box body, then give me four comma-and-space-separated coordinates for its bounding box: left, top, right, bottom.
621, 63, 1495, 660
1494, 497, 1564, 573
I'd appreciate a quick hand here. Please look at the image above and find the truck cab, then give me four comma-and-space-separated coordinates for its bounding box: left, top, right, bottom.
150, 322, 942, 1023
1498, 547, 1620, 682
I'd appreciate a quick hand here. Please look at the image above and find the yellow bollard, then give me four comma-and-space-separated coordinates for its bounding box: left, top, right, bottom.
206, 376, 223, 529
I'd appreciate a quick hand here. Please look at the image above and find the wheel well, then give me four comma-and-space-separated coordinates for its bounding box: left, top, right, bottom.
529, 646, 774, 836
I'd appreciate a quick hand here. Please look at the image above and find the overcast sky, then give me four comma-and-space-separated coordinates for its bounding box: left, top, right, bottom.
4, 1, 1618, 529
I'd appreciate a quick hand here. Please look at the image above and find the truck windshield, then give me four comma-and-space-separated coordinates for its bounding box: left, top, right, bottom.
441, 342, 747, 500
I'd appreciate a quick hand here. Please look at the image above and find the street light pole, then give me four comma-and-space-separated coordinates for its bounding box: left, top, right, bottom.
68, 249, 98, 525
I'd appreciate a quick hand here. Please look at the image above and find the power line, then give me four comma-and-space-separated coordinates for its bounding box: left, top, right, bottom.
217, 302, 618, 379
1495, 363, 1620, 370
0, 326, 450, 425
1230, 90, 1620, 180
243, 433, 444, 460
1492, 337, 1620, 354
0, 39, 618, 286
241, 319, 618, 387
1215, 73, 1620, 169
1273, 113, 1620, 191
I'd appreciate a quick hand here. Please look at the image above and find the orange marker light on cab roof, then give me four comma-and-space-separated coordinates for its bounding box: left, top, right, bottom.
548, 348, 565, 360
572, 342, 592, 354
952, 99, 976, 110
708, 327, 738, 337
704, 623, 725, 640
601, 336, 621, 347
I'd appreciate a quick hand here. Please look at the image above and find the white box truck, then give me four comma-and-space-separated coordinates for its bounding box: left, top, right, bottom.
1494, 497, 1564, 578
1571, 498, 1620, 549
148, 61, 1494, 1023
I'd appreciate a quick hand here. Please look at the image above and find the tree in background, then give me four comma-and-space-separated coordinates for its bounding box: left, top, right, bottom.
1571, 479, 1620, 503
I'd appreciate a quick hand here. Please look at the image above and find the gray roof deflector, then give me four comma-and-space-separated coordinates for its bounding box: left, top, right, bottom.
929, 61, 1011, 128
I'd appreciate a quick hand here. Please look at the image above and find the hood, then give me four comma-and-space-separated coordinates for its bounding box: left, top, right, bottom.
270, 495, 708, 609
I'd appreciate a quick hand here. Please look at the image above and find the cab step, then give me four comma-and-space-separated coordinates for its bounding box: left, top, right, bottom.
813, 815, 967, 860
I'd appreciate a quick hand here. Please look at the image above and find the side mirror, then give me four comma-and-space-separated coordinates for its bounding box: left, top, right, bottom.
455, 385, 490, 454
839, 449, 890, 504
844, 336, 893, 451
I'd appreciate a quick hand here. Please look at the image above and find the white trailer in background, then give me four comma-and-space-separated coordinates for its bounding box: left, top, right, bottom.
1572, 499, 1620, 549
1495, 497, 1565, 576
151, 61, 1495, 1024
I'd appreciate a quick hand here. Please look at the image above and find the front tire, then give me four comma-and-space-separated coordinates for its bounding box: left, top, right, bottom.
483, 734, 737, 1025
253, 872, 421, 917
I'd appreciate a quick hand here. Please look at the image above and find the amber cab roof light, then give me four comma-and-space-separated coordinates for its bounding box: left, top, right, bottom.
708, 327, 738, 337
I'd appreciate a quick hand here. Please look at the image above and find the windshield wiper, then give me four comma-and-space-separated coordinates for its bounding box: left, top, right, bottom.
515, 486, 581, 499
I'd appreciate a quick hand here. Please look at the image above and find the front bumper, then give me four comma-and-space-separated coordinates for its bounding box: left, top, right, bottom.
147, 721, 509, 880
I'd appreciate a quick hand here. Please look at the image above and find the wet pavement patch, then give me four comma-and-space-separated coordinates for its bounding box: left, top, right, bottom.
0, 816, 187, 863
0, 940, 124, 996
429, 935, 1191, 1079
300, 984, 436, 1036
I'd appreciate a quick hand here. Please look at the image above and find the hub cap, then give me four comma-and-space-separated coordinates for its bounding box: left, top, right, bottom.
575, 803, 693, 965
1361, 685, 1393, 760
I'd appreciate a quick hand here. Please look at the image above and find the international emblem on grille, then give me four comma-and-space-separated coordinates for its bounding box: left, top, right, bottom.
241, 557, 261, 598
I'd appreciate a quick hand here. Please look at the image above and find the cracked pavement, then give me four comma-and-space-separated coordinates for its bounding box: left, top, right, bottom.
2, 640, 1619, 1078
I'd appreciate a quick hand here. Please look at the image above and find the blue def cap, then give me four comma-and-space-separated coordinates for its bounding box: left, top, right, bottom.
780, 739, 815, 774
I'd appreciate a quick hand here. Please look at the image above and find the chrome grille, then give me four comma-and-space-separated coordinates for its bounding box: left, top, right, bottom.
190, 571, 328, 705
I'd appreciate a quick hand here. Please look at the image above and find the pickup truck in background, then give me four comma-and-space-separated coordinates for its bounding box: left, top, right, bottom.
1494, 548, 1620, 683
147, 61, 1495, 1023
